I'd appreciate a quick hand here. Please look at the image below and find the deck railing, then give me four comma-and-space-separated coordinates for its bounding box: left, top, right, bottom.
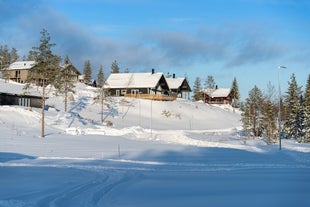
124, 93, 176, 101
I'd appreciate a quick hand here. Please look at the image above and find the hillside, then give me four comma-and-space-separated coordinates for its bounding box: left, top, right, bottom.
1, 79, 310, 207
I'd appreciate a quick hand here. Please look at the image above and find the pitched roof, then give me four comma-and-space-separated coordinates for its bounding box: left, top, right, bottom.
166, 77, 185, 89
7, 61, 35, 70
105, 72, 165, 89
202, 88, 231, 98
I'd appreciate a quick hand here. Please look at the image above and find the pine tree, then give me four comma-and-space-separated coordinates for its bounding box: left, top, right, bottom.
283, 73, 302, 139
192, 77, 202, 101
261, 100, 278, 144
97, 65, 105, 88
241, 85, 264, 137
10, 47, 19, 62
204, 75, 216, 89
303, 74, 310, 142
230, 77, 240, 108
58, 55, 76, 112
0, 45, 11, 80
25, 50, 37, 61
83, 60, 92, 84
93, 87, 111, 123
27, 29, 61, 137
111, 60, 120, 73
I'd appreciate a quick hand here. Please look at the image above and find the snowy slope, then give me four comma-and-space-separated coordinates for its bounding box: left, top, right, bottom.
1, 79, 310, 207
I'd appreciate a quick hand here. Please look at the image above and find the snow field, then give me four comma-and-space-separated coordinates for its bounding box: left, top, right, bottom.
1, 80, 310, 207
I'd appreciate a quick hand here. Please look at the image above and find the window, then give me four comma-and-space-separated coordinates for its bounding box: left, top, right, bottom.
121, 90, 127, 95
131, 89, 139, 95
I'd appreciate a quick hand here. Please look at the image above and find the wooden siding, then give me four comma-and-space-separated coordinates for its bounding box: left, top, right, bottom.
125, 93, 176, 101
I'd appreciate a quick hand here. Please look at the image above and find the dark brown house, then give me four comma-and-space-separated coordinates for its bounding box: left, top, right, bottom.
166, 76, 191, 98
201, 88, 232, 104
105, 71, 173, 100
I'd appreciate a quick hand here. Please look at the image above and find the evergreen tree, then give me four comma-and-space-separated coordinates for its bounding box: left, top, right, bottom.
111, 60, 120, 73
0, 45, 11, 67
25, 50, 37, 61
283, 73, 302, 139
204, 75, 216, 89
241, 85, 264, 137
83, 60, 92, 84
261, 100, 278, 144
58, 55, 76, 112
0, 45, 11, 79
97, 65, 105, 88
230, 77, 240, 108
303, 74, 310, 142
10, 47, 19, 62
27, 29, 61, 137
241, 103, 252, 137
260, 82, 278, 144
192, 77, 202, 101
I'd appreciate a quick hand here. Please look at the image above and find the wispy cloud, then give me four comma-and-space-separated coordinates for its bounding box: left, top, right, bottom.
0, 0, 307, 75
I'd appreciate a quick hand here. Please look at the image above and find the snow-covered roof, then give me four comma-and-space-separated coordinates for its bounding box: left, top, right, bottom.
105, 72, 165, 89
202, 88, 231, 98
7, 61, 36, 70
0, 78, 41, 96
166, 78, 185, 89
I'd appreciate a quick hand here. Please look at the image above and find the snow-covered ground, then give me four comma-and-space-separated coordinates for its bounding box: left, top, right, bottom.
1, 80, 310, 207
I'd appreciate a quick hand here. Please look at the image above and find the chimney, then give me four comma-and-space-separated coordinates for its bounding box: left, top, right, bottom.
152, 68, 155, 74
173, 73, 176, 78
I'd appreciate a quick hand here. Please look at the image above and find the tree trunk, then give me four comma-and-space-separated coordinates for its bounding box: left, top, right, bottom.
41, 81, 45, 138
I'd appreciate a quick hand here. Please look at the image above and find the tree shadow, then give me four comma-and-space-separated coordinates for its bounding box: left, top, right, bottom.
0, 152, 36, 163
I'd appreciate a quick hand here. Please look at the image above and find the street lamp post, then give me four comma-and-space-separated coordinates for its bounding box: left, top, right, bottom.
278, 65, 286, 150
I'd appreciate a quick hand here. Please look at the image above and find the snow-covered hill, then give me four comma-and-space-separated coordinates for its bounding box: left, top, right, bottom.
1, 79, 310, 207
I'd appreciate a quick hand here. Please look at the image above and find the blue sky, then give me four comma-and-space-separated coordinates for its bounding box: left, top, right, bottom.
1, 0, 309, 100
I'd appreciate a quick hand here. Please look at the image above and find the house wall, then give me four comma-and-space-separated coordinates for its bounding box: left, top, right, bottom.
205, 96, 231, 104
109, 88, 151, 96
0, 93, 43, 108
8, 69, 29, 83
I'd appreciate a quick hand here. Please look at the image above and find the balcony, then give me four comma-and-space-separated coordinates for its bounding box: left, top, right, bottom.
124, 93, 176, 101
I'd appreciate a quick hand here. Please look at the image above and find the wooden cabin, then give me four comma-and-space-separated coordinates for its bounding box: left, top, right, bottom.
202, 88, 232, 104
166, 75, 191, 98
105, 70, 175, 101
6, 61, 81, 84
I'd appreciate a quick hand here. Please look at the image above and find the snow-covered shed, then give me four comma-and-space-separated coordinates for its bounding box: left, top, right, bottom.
0, 79, 44, 108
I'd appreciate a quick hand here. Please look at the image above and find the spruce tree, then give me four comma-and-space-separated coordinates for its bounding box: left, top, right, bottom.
230, 77, 240, 108
0, 45, 11, 79
204, 75, 216, 89
83, 60, 92, 84
27, 29, 61, 137
10, 47, 19, 62
192, 77, 202, 101
283, 73, 302, 139
97, 65, 105, 88
241, 85, 264, 137
303, 74, 310, 142
261, 100, 277, 144
111, 60, 120, 73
